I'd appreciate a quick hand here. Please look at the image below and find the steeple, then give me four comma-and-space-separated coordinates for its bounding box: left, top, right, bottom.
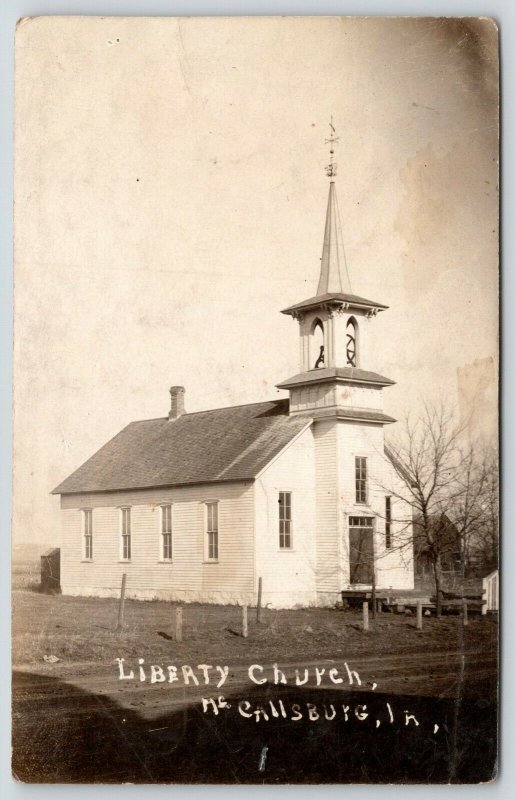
317, 118, 350, 295
277, 119, 394, 423
317, 180, 349, 295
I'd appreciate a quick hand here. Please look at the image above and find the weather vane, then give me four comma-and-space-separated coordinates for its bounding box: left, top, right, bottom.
325, 116, 339, 178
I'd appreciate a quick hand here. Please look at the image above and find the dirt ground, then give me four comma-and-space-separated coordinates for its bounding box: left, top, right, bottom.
11, 587, 498, 784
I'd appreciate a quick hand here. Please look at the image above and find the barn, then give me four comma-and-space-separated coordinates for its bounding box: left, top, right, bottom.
52, 173, 414, 608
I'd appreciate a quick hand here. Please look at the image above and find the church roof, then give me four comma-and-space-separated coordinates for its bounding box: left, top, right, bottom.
282, 292, 388, 316
52, 399, 311, 495
277, 366, 395, 389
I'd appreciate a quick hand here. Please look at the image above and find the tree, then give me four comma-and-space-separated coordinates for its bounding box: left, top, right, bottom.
463, 445, 499, 576
384, 402, 497, 616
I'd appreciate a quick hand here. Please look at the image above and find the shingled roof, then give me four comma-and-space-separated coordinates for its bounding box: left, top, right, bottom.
52, 399, 311, 495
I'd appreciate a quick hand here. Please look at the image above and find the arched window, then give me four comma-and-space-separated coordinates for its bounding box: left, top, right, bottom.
346, 318, 358, 367
312, 319, 325, 369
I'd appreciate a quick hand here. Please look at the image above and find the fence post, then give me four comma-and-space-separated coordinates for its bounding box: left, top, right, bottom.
116, 573, 127, 631
463, 600, 468, 626
242, 605, 248, 638
256, 577, 262, 623
362, 601, 369, 632
481, 577, 488, 615
416, 600, 423, 631
371, 571, 377, 620
175, 606, 183, 643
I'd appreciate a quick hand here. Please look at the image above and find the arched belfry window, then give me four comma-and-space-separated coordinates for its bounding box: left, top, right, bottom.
312, 318, 325, 369
346, 317, 358, 367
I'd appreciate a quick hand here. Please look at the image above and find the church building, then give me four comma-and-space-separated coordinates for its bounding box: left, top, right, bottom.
53, 139, 414, 607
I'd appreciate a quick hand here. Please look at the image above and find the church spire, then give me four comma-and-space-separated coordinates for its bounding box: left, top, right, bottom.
316, 119, 351, 296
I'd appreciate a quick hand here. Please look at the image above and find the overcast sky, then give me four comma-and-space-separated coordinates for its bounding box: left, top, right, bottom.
13, 16, 498, 544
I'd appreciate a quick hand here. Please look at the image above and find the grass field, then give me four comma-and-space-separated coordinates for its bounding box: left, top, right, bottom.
11, 545, 42, 591
12, 583, 498, 673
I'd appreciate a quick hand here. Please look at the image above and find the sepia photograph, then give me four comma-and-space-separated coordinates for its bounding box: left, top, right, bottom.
11, 15, 499, 784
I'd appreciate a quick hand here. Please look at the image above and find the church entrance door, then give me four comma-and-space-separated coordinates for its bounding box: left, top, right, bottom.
348, 516, 374, 584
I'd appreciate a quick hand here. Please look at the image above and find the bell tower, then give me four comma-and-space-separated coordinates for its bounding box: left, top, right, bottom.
277, 120, 395, 425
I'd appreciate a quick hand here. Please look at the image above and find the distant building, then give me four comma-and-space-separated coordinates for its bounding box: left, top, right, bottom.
413, 514, 462, 587
53, 148, 414, 607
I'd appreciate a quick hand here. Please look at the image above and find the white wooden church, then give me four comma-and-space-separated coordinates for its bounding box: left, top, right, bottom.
53, 145, 414, 608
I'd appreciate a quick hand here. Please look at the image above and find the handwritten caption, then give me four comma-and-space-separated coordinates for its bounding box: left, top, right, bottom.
115, 658, 440, 733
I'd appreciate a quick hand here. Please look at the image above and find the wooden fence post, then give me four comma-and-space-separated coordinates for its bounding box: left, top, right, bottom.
416, 600, 423, 631
362, 601, 369, 632
437, 589, 443, 617
256, 577, 262, 623
371, 572, 377, 620
463, 600, 468, 626
116, 573, 127, 631
175, 606, 183, 643
242, 605, 248, 638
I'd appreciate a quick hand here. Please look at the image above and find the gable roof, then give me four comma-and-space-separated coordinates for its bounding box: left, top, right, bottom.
384, 444, 415, 486
52, 399, 311, 496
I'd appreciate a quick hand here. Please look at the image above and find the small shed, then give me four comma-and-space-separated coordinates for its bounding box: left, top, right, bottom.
40, 547, 61, 593
482, 569, 499, 613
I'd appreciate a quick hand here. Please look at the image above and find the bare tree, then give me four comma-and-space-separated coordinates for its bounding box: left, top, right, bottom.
463, 445, 499, 576
384, 402, 497, 616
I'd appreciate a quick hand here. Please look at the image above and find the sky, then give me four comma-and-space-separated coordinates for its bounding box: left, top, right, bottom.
13, 16, 499, 545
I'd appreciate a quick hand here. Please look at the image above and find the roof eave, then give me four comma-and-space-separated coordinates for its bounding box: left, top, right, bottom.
276, 376, 396, 390
281, 297, 389, 316
336, 412, 396, 425
52, 475, 257, 497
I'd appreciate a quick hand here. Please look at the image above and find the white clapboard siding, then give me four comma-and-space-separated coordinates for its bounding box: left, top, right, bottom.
60, 481, 254, 602
254, 426, 317, 607
313, 418, 340, 593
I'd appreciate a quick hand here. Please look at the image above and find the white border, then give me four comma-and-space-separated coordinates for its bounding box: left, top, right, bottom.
3, 2, 511, 799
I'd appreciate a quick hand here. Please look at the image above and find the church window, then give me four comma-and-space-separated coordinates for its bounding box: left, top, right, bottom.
160, 504, 172, 560
278, 492, 292, 548
120, 507, 131, 560
83, 509, 93, 560
355, 457, 368, 504
205, 502, 219, 560
346, 318, 358, 367
385, 496, 392, 549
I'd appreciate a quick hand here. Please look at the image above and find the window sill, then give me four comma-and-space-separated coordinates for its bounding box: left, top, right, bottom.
203, 560, 219, 564
118, 560, 132, 564
278, 548, 295, 552
158, 559, 173, 564
81, 559, 93, 563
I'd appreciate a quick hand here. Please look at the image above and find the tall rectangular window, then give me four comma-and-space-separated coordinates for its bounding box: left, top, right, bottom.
385, 496, 392, 549
121, 507, 131, 560
83, 509, 93, 560
279, 491, 292, 549
355, 457, 368, 504
161, 504, 172, 560
206, 502, 218, 561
